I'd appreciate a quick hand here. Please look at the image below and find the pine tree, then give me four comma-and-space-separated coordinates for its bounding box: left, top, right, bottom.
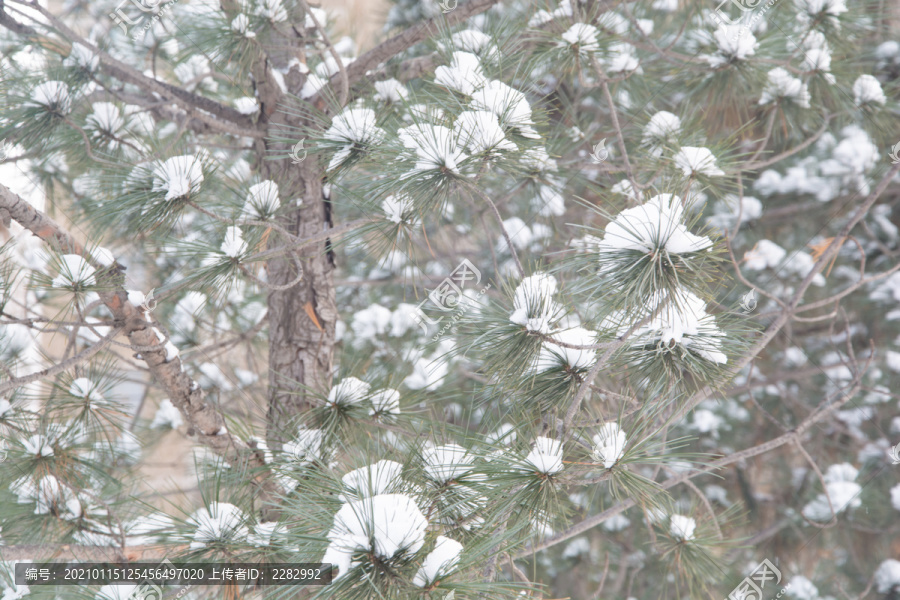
1, 0, 899, 599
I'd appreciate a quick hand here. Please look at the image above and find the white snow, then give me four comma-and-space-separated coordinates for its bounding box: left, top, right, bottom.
886, 351, 900, 373
486, 423, 517, 445
339, 460, 405, 501
796, 0, 847, 19
852, 74, 886, 106
86, 103, 125, 147
561, 23, 600, 54
875, 559, 900, 593
422, 443, 473, 483
29, 81, 72, 113
328, 377, 371, 407
743, 239, 786, 270
673, 147, 725, 177
374, 78, 408, 103
52, 254, 96, 288
471, 80, 541, 139
602, 43, 641, 73
244, 180, 280, 219
598, 194, 713, 255
152, 155, 204, 201
434, 51, 487, 95
706, 194, 762, 230
283, 427, 324, 464
449, 29, 498, 59
220, 226, 247, 257
23, 434, 54, 457
256, 0, 287, 22
789, 576, 819, 600
300, 73, 327, 98
233, 96, 259, 115
890, 482, 900, 511
322, 493, 427, 579
642, 111, 681, 156
69, 377, 101, 402
398, 123, 467, 176
95, 585, 139, 600
369, 388, 401, 416
248, 521, 282, 547
351, 303, 392, 344
592, 422, 627, 469
453, 110, 517, 154
413, 535, 464, 587
802, 48, 835, 83
669, 514, 696, 541
323, 107, 386, 170
523, 436, 564, 475
534, 326, 598, 372
692, 409, 723, 437
304, 6, 327, 29
533, 185, 565, 217
509, 272, 561, 334
382, 194, 416, 225
404, 351, 450, 390
601, 287, 728, 364
801, 462, 862, 521
230, 14, 255, 38
94, 247, 116, 267
64, 43, 98, 71
705, 26, 758, 67
150, 398, 183, 429
759, 67, 811, 108
187, 502, 249, 550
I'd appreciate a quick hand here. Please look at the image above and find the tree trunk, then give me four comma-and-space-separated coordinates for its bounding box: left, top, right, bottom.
253, 58, 337, 447
263, 156, 337, 446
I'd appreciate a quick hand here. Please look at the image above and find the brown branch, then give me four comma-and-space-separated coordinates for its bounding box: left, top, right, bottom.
315, 0, 503, 104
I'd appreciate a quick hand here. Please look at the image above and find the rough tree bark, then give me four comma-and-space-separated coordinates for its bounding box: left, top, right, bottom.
261, 150, 337, 446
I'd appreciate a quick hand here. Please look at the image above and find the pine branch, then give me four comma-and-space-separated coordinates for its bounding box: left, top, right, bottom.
3, 0, 260, 137
670, 159, 900, 425
0, 182, 285, 512
516, 372, 867, 558
0, 324, 124, 394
